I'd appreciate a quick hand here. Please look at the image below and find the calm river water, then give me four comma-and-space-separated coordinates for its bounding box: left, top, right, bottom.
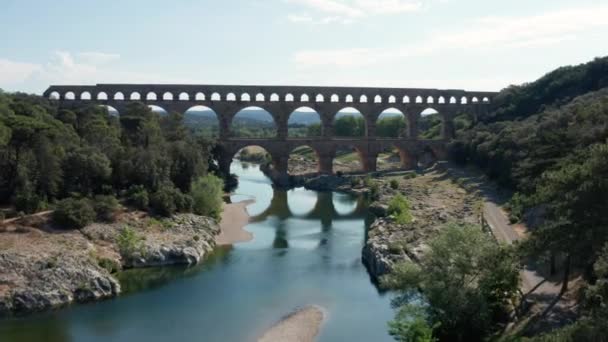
0, 161, 394, 342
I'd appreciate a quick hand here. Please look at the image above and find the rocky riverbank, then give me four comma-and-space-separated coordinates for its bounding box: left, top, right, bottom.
293, 164, 481, 279
0, 211, 219, 317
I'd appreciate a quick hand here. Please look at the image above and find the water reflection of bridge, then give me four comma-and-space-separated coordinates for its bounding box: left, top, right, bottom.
249, 189, 367, 224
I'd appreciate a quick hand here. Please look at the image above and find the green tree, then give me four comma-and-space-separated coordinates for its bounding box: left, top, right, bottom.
334, 115, 365, 137
377, 116, 407, 138
382, 223, 520, 341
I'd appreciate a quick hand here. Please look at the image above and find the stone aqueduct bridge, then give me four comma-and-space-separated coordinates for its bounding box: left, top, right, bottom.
44, 84, 496, 185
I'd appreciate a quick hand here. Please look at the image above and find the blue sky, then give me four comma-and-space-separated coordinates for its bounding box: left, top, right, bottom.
1, 0, 607, 94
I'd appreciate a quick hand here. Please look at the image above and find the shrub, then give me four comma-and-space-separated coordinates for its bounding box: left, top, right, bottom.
150, 183, 192, 217
97, 257, 121, 273
350, 177, 361, 187
191, 174, 224, 220
363, 175, 373, 187
387, 194, 413, 225
370, 183, 380, 200
150, 186, 177, 217
390, 179, 399, 190
14, 190, 44, 214
93, 195, 119, 222
117, 226, 144, 259
126, 185, 149, 211
53, 197, 96, 229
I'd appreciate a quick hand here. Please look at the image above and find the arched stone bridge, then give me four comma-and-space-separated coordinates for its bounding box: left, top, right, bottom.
44, 84, 497, 185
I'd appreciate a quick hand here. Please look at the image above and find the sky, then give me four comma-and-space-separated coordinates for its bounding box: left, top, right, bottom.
1, 0, 607, 94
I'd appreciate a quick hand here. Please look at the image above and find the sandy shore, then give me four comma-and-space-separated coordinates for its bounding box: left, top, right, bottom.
216, 200, 254, 245
258, 306, 325, 342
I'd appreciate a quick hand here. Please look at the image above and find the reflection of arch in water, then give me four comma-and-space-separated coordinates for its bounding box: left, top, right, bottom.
251, 189, 367, 223
287, 188, 318, 216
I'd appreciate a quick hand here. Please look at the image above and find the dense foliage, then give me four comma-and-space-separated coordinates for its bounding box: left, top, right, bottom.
0, 91, 217, 223
448, 56, 608, 338
383, 223, 520, 342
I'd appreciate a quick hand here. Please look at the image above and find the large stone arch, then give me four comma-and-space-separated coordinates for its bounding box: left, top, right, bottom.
333, 106, 367, 138
287, 144, 321, 175
287, 106, 322, 138
229, 106, 278, 139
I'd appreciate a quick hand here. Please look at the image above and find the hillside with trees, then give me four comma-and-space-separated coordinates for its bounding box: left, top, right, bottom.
0, 92, 223, 226
447, 56, 608, 340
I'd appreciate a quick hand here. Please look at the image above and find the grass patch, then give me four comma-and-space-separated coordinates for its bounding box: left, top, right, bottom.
388, 194, 413, 225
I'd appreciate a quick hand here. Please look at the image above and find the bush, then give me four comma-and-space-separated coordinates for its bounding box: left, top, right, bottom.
390, 179, 399, 190
97, 257, 121, 273
116, 226, 144, 259
191, 174, 224, 220
53, 197, 96, 229
14, 190, 45, 214
93, 195, 119, 222
387, 194, 413, 224
150, 183, 191, 217
126, 185, 149, 211
364, 175, 373, 187
370, 183, 380, 200
350, 177, 361, 187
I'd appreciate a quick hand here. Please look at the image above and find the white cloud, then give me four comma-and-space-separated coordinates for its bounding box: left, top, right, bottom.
0, 59, 41, 85
293, 4, 608, 67
0, 51, 162, 93
285, 0, 422, 22
287, 14, 314, 23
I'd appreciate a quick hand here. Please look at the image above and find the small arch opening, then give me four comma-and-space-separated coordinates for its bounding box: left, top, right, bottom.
195, 92, 206, 101
226, 93, 237, 101
146, 92, 157, 101
211, 92, 221, 101
403, 96, 410, 103
331, 94, 339, 103
162, 92, 174, 101
300, 94, 309, 102
285, 94, 294, 102
49, 91, 61, 100
315, 94, 324, 102
415, 96, 423, 104
179, 92, 189, 101
97, 92, 108, 100
64, 91, 76, 100
130, 92, 141, 100
374, 95, 382, 103
388, 95, 396, 104
359, 95, 368, 103
461, 96, 468, 104
426, 96, 434, 104
114, 92, 125, 101
255, 93, 265, 102
345, 95, 354, 103
80, 91, 91, 100
241, 93, 251, 102
270, 93, 280, 102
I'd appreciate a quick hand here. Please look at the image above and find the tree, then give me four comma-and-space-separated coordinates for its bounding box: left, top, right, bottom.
382, 223, 520, 341
190, 174, 224, 220
377, 116, 406, 138
334, 115, 365, 137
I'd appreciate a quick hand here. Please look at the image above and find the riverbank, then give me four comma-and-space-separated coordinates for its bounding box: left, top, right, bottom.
258, 305, 325, 342
216, 200, 254, 245
286, 163, 481, 279
0, 211, 219, 317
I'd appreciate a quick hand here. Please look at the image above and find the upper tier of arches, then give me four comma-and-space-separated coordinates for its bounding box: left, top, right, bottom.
45, 85, 496, 106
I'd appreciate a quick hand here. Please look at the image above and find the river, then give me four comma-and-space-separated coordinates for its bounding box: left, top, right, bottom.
0, 160, 394, 342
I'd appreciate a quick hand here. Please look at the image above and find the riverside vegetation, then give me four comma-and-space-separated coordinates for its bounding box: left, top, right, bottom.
0, 94, 225, 315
